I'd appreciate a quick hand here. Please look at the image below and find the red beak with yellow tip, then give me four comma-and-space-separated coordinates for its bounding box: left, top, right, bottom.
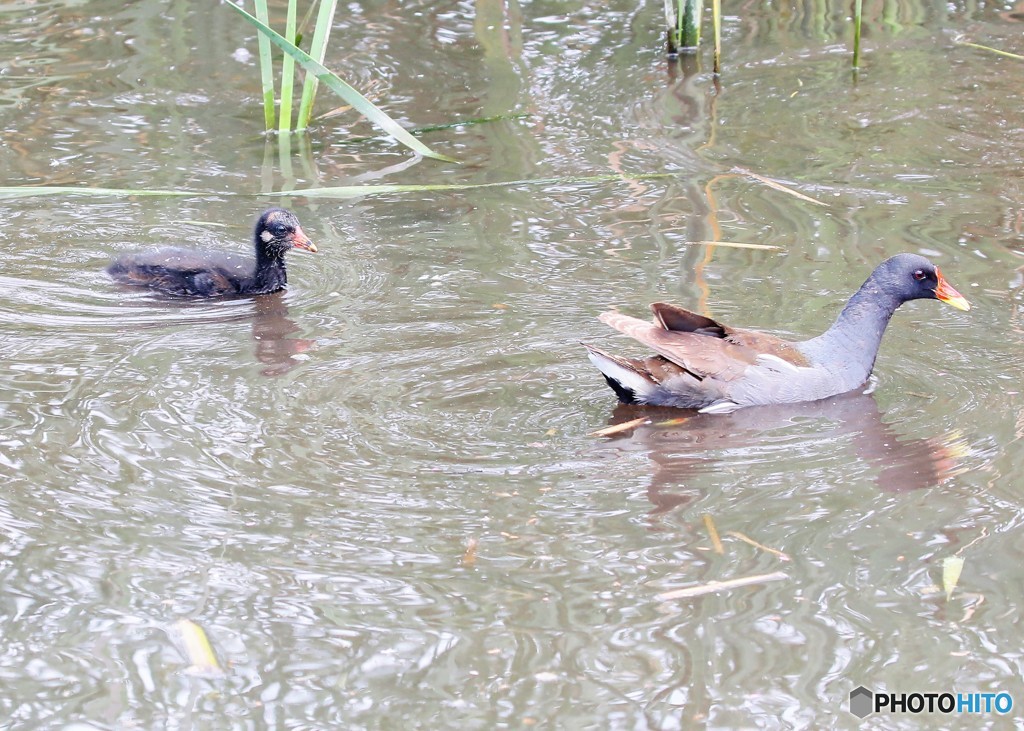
934, 268, 970, 311
289, 225, 317, 253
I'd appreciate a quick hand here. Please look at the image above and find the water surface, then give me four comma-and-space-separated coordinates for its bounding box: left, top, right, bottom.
1, 0, 1023, 728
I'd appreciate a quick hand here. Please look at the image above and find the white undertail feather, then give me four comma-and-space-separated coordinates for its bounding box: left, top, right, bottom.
586, 350, 658, 402
698, 400, 741, 414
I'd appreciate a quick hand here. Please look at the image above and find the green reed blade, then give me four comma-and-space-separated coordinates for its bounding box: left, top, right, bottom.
297, 0, 338, 131
411, 113, 530, 134
681, 0, 701, 49
296, 0, 320, 42
337, 113, 530, 145
0, 173, 677, 200
712, 0, 721, 73
411, 112, 532, 134
253, 0, 275, 130
286, 173, 677, 198
853, 0, 863, 69
225, 1, 455, 162
0, 186, 197, 198
278, 0, 299, 133
662, 0, 676, 54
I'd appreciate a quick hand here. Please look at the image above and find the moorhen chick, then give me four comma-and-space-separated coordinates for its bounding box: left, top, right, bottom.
585, 253, 971, 413
107, 208, 317, 297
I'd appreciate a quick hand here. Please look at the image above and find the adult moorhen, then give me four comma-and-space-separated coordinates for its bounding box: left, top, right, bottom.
584, 253, 970, 413
107, 208, 317, 297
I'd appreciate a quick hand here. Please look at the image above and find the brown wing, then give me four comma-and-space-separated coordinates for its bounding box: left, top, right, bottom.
651, 302, 725, 336
721, 329, 808, 366
599, 310, 808, 383
598, 311, 754, 382
648, 302, 809, 367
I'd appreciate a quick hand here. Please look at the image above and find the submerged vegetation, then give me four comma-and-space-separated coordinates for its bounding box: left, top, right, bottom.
664, 0, 723, 72
664, 0, 702, 54
666, 0, 866, 72
226, 1, 455, 162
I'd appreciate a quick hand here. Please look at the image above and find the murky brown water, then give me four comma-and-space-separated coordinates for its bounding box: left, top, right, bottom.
2, 0, 1023, 728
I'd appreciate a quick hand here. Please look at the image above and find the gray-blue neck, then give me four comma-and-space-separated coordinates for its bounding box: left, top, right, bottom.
799, 278, 904, 383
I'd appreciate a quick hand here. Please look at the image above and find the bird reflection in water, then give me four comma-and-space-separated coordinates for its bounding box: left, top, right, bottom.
251, 291, 316, 377
592, 393, 967, 516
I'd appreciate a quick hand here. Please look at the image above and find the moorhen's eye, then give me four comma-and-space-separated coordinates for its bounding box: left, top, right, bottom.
913, 269, 926, 281
269, 224, 289, 236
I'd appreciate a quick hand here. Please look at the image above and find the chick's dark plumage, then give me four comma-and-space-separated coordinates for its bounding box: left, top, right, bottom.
107, 208, 316, 297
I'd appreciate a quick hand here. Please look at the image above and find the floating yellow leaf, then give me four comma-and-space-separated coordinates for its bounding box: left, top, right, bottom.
172, 619, 224, 677
590, 416, 649, 437
943, 556, 965, 601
